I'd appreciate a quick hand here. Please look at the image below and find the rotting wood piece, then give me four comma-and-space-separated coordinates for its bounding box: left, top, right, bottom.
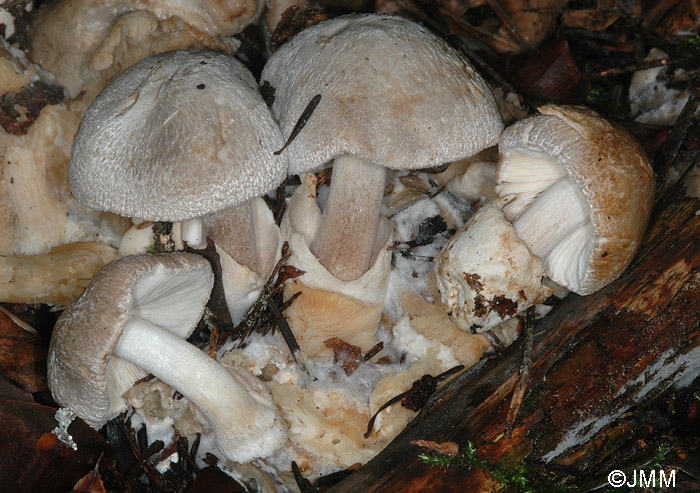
329, 174, 700, 491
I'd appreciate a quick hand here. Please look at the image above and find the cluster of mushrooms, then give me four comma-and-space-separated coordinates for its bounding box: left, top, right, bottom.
0, 1, 656, 488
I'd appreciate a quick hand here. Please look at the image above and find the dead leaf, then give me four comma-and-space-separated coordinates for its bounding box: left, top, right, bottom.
507, 38, 580, 103
324, 337, 364, 376
72, 465, 107, 493
0, 399, 113, 493
0, 309, 47, 393
0, 371, 33, 401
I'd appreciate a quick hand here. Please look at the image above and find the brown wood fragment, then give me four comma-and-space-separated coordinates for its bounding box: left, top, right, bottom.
411, 440, 459, 457
269, 6, 329, 52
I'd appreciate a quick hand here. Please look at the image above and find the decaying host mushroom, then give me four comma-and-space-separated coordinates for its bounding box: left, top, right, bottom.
262, 13, 503, 282
48, 253, 287, 463
496, 105, 655, 295
69, 49, 288, 321
28, 0, 260, 99
0, 38, 123, 254
281, 173, 392, 359
0, 241, 118, 305
436, 105, 655, 330
435, 202, 552, 332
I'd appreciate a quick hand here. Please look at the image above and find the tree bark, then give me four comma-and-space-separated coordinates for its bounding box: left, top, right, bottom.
330, 176, 700, 491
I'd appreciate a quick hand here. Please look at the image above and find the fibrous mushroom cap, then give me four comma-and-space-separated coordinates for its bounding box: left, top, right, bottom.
497, 104, 655, 295
261, 13, 503, 174
70, 49, 287, 222
48, 253, 214, 427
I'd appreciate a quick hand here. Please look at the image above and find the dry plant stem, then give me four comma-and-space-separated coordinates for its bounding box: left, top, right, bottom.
311, 155, 386, 281
512, 177, 589, 258
206, 201, 260, 277
505, 307, 535, 439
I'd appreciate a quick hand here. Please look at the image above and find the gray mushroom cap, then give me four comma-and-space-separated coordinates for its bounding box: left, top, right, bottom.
261, 13, 504, 174
48, 253, 214, 427
70, 49, 287, 222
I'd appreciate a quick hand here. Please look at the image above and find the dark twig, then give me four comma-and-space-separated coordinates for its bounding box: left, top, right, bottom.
216, 243, 295, 349
269, 295, 311, 377
125, 428, 166, 493
364, 341, 384, 361
505, 306, 536, 439
292, 461, 318, 493
364, 365, 464, 438
599, 58, 668, 77
275, 94, 322, 155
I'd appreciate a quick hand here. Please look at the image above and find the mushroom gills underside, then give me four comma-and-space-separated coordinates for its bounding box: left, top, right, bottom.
130, 263, 213, 336
498, 148, 594, 292
496, 148, 567, 221
103, 265, 214, 417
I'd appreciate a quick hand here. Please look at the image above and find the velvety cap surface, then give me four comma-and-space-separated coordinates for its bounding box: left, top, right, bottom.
70, 49, 287, 221
261, 14, 503, 174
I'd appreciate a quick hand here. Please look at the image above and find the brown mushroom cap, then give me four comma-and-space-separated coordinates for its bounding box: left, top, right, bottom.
48, 253, 213, 427
496, 104, 655, 295
70, 49, 287, 222
261, 13, 504, 175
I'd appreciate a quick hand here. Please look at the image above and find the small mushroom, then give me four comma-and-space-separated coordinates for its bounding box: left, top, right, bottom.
495, 105, 655, 295
48, 253, 287, 463
262, 13, 503, 282
69, 49, 288, 320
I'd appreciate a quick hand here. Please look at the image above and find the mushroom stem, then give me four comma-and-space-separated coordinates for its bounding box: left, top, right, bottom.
511, 177, 590, 259
180, 217, 205, 249
311, 154, 386, 282
113, 316, 286, 463
204, 201, 261, 277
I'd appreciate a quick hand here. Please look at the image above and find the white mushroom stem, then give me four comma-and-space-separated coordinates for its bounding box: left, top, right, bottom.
114, 317, 285, 463
311, 155, 386, 282
511, 177, 590, 259
204, 201, 261, 277
179, 218, 206, 250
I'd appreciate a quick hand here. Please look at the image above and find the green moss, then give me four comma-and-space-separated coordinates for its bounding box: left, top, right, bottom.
419, 441, 575, 493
